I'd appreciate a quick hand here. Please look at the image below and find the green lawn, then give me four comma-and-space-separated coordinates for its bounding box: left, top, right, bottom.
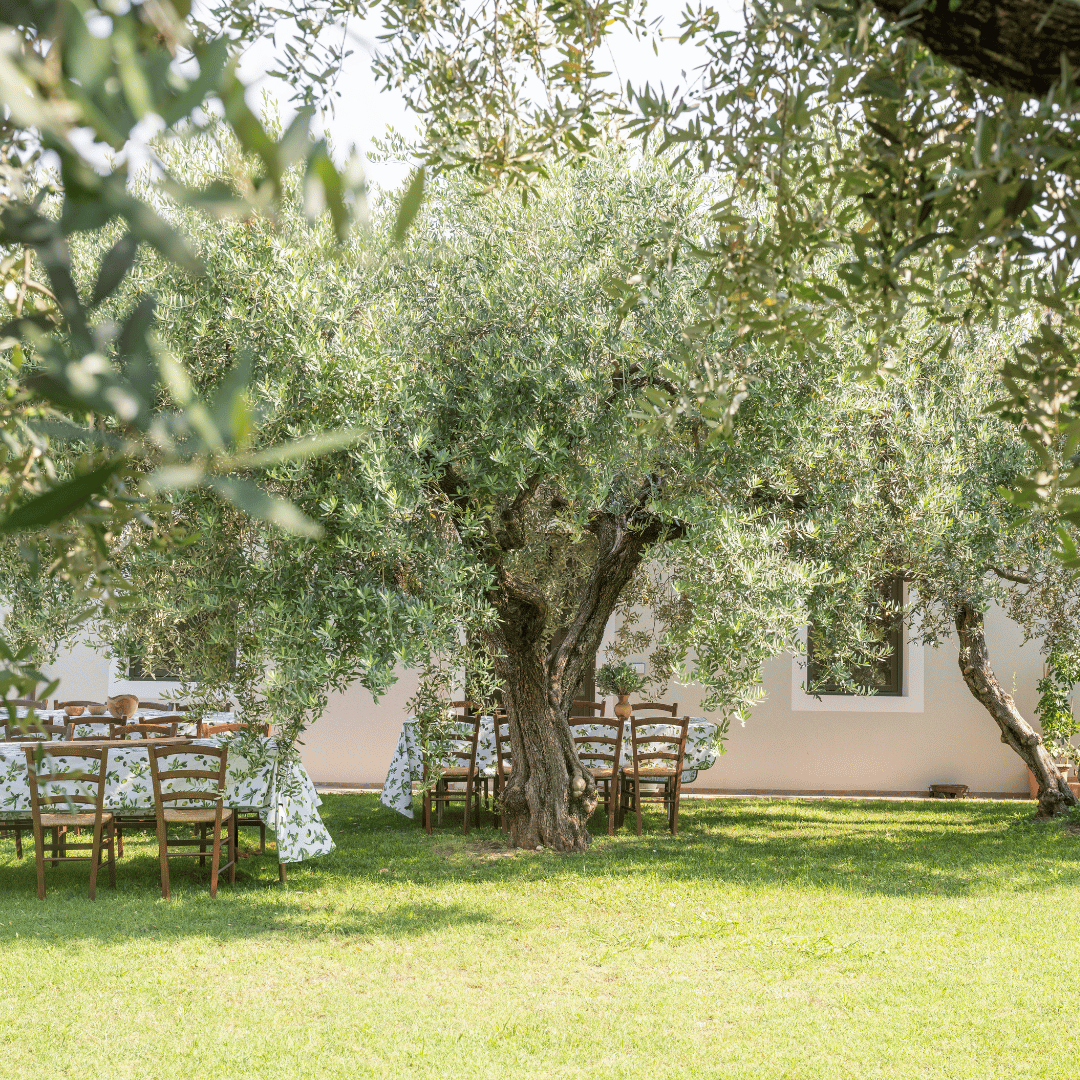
0, 794, 1078, 1078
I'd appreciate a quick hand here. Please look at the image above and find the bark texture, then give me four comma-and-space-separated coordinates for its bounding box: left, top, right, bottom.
874, 0, 1080, 95
485, 500, 682, 852
955, 601, 1077, 817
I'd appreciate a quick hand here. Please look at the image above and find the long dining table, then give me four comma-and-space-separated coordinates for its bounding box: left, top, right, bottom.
380, 715, 721, 820
0, 710, 334, 868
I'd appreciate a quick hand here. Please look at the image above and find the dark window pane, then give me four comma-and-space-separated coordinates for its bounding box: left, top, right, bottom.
807, 577, 903, 697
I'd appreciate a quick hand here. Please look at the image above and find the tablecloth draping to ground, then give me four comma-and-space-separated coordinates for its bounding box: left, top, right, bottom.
0, 720, 333, 864
380, 716, 720, 820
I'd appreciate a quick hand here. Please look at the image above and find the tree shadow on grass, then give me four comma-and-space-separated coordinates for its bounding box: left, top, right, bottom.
357, 792, 1080, 899
2, 793, 1076, 941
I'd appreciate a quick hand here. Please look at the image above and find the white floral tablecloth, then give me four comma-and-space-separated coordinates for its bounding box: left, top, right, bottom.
0, 720, 333, 864
380, 716, 720, 820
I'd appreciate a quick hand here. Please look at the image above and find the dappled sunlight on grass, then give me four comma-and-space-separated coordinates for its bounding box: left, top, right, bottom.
0, 794, 1078, 1078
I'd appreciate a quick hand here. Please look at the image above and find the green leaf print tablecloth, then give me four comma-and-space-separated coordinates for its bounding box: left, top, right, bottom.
380, 716, 720, 819
0, 729, 334, 865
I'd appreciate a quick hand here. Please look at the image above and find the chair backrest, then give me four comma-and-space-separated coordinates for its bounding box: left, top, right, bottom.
571, 699, 607, 717
568, 718, 624, 774
138, 701, 190, 712
492, 711, 512, 777
147, 742, 229, 810
7, 698, 47, 710
24, 746, 109, 820
65, 721, 113, 741
4, 722, 68, 742
633, 701, 678, 716
198, 721, 270, 737
423, 710, 481, 773
110, 716, 183, 739
629, 715, 690, 773
54, 700, 104, 710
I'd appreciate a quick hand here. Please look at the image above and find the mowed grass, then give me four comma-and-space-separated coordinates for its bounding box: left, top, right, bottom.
1, 795, 1079, 1079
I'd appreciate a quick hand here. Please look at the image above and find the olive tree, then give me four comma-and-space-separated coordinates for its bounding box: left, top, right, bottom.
43, 139, 815, 849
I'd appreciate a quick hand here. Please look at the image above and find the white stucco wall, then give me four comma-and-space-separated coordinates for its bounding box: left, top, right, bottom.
38, 602, 1042, 794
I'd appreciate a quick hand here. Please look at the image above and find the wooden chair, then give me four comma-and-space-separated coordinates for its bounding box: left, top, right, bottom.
6, 698, 47, 710
4, 722, 68, 741
1, 716, 63, 856
24, 745, 116, 900
138, 701, 189, 712
571, 699, 607, 717
492, 711, 513, 833
422, 709, 482, 835
109, 717, 181, 739
198, 720, 269, 737
568, 717, 625, 836
196, 720, 271, 852
64, 721, 112, 741
619, 715, 690, 836
146, 742, 236, 898
633, 701, 678, 716
53, 700, 104, 710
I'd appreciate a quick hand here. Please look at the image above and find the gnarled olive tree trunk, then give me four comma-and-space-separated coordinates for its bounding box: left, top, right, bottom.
955, 601, 1077, 817
486, 510, 680, 852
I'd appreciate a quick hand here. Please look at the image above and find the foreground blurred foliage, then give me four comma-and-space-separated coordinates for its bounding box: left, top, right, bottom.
0, 0, 370, 702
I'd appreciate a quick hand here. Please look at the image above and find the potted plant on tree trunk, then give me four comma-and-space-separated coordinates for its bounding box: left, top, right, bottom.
596, 661, 649, 722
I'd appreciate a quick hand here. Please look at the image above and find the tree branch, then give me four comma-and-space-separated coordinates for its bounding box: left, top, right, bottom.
874, 0, 1080, 96
986, 565, 1032, 585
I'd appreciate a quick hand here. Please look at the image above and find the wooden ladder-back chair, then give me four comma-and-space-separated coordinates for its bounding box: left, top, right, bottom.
64, 722, 112, 741
24, 745, 115, 900
568, 717, 625, 836
2, 720, 65, 858
5, 722, 68, 741
138, 702, 190, 712
572, 700, 607, 717
492, 711, 512, 833
633, 701, 678, 716
620, 715, 690, 836
198, 720, 270, 737
109, 724, 180, 856
422, 706, 482, 835
109, 717, 182, 740
6, 698, 47, 710
197, 721, 271, 853
147, 742, 235, 898
54, 700, 104, 711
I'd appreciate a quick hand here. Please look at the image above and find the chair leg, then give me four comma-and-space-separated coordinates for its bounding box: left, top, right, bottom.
423, 786, 432, 835
199, 824, 207, 867
33, 822, 46, 901
209, 822, 222, 899
116, 826, 124, 858
88, 819, 102, 901
635, 777, 643, 837
156, 819, 171, 900
607, 777, 616, 837
228, 820, 236, 886
106, 821, 116, 889
463, 774, 473, 836
14, 826, 22, 859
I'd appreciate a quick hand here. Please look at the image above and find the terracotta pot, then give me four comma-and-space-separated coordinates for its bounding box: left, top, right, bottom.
106, 694, 139, 721
613, 694, 633, 722
1027, 763, 1074, 800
